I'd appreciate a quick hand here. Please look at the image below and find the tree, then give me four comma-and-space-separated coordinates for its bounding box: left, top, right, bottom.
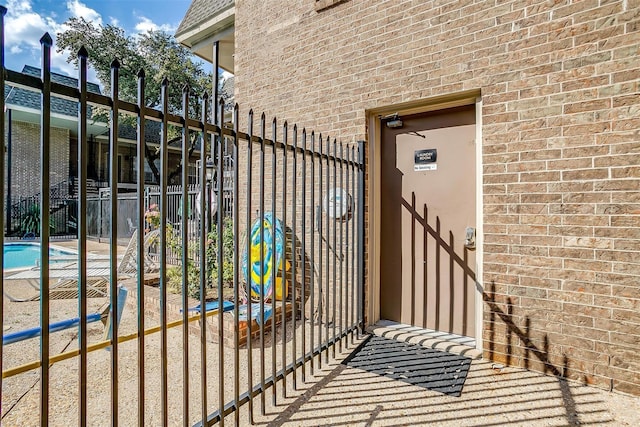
56, 17, 218, 184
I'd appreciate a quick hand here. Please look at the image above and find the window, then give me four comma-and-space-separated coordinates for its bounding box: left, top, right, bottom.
315, 0, 349, 12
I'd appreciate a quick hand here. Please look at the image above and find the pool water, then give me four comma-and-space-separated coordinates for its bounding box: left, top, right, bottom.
3, 243, 76, 270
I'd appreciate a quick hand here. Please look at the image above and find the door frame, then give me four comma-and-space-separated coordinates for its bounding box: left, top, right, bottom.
366, 90, 484, 349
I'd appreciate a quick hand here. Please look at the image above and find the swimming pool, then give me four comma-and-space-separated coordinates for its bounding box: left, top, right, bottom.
3, 243, 77, 270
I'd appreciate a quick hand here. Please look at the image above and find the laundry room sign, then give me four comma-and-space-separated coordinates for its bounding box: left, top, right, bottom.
414, 148, 437, 171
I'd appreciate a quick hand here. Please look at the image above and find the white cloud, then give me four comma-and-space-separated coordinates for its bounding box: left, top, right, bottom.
66, 0, 102, 26
109, 17, 120, 27
134, 16, 174, 34
4, 0, 61, 53
3, 0, 99, 82
51, 48, 77, 75
6, 0, 31, 14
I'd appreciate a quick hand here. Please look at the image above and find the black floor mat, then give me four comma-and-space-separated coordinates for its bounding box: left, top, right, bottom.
343, 335, 472, 397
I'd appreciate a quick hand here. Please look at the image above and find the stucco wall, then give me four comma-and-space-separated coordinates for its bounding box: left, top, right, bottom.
234, 0, 640, 395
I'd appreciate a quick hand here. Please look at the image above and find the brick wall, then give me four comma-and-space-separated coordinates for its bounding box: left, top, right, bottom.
4, 120, 70, 202
234, 0, 640, 395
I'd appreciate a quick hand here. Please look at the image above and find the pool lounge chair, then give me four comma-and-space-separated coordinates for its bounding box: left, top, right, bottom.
117, 229, 160, 276
46, 229, 160, 275
3, 268, 110, 302
3, 230, 159, 302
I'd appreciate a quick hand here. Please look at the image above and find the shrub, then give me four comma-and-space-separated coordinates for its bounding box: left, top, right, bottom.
166, 219, 236, 300
18, 204, 55, 236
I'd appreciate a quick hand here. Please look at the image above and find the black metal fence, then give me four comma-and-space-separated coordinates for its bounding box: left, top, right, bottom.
7, 194, 77, 238
5, 180, 77, 238
0, 7, 364, 427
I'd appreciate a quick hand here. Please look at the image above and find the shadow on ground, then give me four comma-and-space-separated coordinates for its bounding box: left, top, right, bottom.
343, 335, 471, 397
249, 334, 634, 427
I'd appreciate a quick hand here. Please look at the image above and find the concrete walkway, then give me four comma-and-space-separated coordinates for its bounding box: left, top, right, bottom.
243, 329, 640, 427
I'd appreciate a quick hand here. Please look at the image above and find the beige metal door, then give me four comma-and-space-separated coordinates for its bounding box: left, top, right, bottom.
380, 105, 476, 338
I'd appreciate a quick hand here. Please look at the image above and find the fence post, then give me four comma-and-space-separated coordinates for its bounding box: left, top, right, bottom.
0, 4, 7, 401
77, 45, 89, 425
357, 140, 365, 336
107, 58, 121, 426
39, 31, 54, 427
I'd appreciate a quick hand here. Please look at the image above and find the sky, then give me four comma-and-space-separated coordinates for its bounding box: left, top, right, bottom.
1, 0, 205, 81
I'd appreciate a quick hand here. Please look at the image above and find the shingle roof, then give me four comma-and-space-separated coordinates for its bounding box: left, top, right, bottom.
5, 66, 167, 144
118, 120, 163, 144
6, 65, 102, 118
21, 65, 101, 94
176, 0, 234, 36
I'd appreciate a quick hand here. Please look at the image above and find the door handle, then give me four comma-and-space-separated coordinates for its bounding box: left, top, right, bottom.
464, 227, 476, 250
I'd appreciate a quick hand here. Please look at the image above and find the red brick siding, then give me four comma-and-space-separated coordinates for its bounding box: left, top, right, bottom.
234, 0, 640, 395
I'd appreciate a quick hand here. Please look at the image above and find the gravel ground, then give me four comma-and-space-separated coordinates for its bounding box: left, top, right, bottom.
2, 273, 331, 426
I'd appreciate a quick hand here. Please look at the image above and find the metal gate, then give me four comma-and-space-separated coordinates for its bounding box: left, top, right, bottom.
0, 8, 365, 426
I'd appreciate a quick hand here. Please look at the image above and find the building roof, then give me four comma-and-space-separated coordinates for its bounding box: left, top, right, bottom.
4, 65, 200, 147
22, 65, 102, 94
176, 0, 234, 36
5, 65, 102, 118
118, 120, 164, 145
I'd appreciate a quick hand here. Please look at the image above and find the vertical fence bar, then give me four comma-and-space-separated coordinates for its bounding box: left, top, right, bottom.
300, 129, 307, 382
181, 85, 190, 427
199, 93, 209, 425
324, 136, 330, 363
0, 4, 6, 412
338, 142, 344, 352
136, 69, 147, 426
317, 134, 323, 369
217, 97, 225, 427
212, 41, 219, 162
259, 113, 266, 415
246, 110, 255, 424
309, 132, 316, 375
108, 58, 120, 427
290, 124, 298, 391
270, 118, 277, 407
354, 144, 359, 338
347, 145, 353, 343
357, 141, 365, 335
351, 146, 359, 342
332, 139, 337, 357
159, 77, 170, 427
39, 34, 53, 427
232, 103, 240, 427
77, 46, 89, 426
281, 121, 288, 398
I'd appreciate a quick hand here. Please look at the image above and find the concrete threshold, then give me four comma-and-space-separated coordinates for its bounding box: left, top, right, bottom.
366, 320, 483, 360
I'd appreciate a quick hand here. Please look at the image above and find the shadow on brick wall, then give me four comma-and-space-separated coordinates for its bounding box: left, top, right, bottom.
484, 280, 580, 425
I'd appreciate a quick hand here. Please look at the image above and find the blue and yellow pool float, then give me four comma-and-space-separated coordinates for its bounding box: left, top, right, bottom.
241, 213, 288, 301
